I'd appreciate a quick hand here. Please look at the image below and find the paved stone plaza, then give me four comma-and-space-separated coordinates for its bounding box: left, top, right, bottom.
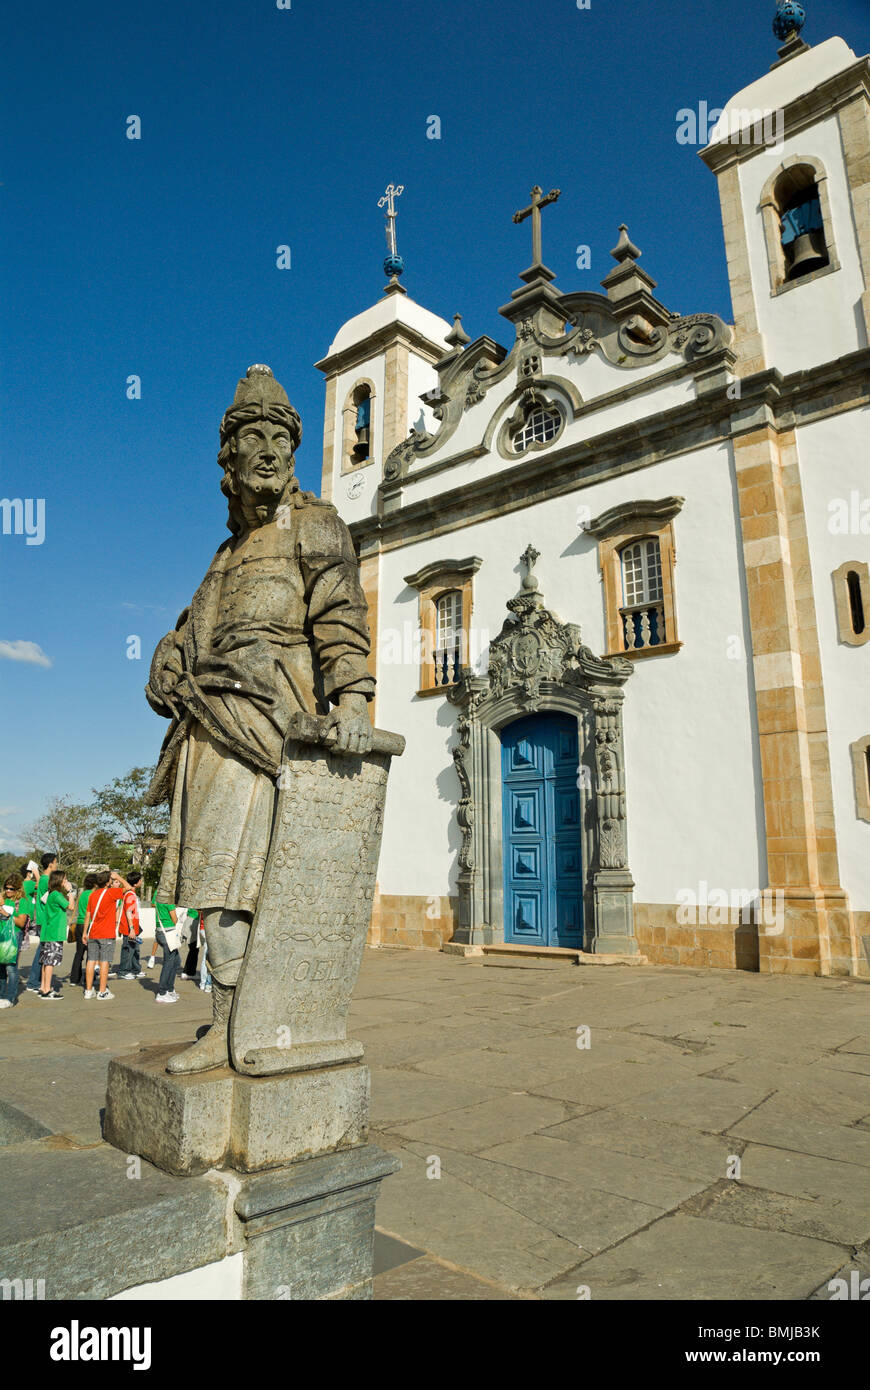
1, 942, 869, 1300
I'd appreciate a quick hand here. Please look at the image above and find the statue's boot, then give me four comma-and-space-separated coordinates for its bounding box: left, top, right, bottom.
166, 981, 233, 1074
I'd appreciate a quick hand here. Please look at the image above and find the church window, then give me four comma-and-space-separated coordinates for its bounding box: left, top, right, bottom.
513, 404, 561, 453
760, 157, 839, 296
341, 380, 377, 473
779, 181, 828, 281
584, 497, 684, 660
351, 387, 372, 463
833, 561, 870, 646
403, 557, 482, 696
434, 591, 463, 687
619, 538, 665, 650
848, 571, 866, 635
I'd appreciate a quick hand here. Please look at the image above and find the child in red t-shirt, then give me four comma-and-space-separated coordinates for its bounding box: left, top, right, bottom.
118, 871, 144, 980
83, 870, 132, 999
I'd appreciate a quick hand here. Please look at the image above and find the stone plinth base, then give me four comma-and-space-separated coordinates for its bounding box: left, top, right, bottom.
0, 1138, 399, 1299
235, 1144, 400, 1299
104, 1044, 369, 1176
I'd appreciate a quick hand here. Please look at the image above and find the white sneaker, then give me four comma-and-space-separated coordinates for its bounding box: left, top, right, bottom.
107, 972, 118, 979
96, 990, 114, 1001
83, 989, 95, 999
155, 992, 177, 1004
120, 973, 137, 980
136, 971, 146, 978
0, 999, 12, 1009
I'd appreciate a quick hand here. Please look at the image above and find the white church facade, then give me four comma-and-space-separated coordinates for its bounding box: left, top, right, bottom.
315, 24, 870, 979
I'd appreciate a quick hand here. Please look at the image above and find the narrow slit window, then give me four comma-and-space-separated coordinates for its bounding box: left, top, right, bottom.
847, 569, 865, 636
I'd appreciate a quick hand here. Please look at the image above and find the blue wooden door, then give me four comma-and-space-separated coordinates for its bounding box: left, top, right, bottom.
501, 713, 583, 948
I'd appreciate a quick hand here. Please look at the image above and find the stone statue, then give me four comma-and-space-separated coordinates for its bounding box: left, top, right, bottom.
144, 365, 378, 1076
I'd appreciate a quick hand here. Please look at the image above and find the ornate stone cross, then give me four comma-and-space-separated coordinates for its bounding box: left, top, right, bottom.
378, 182, 404, 258
512, 186, 561, 273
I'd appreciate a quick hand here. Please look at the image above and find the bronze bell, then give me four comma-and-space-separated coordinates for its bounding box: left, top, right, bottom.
787, 230, 828, 280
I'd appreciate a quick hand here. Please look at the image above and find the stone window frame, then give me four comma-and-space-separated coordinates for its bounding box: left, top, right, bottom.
759, 155, 841, 298
340, 378, 377, 475
833, 560, 870, 647
585, 497, 684, 660
496, 387, 566, 460
403, 557, 482, 697
850, 735, 870, 823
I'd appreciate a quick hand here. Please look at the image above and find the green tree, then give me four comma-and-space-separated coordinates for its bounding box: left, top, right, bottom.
21, 796, 98, 883
0, 852, 25, 883
91, 767, 168, 874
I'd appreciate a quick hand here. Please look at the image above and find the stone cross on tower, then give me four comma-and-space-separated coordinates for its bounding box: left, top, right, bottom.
513, 186, 561, 281
378, 182, 406, 294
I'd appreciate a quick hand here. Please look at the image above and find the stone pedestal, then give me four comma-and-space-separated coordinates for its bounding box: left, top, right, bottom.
590, 868, 639, 954
235, 1145, 399, 1300
102, 1045, 400, 1299
105, 1044, 369, 1176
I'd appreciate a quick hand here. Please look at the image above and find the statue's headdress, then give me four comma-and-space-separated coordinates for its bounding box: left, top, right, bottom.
219, 364, 303, 535
219, 364, 302, 450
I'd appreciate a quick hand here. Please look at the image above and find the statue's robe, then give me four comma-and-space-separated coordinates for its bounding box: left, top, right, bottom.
145, 493, 373, 916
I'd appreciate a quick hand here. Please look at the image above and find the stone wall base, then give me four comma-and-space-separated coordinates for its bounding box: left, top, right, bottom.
636, 898, 866, 977
634, 902, 761, 971
369, 893, 868, 979
368, 891, 458, 951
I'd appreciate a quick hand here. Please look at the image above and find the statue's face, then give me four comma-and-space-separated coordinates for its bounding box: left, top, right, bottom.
232, 420, 295, 503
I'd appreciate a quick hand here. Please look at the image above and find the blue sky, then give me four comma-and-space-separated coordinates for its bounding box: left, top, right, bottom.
1, 0, 868, 851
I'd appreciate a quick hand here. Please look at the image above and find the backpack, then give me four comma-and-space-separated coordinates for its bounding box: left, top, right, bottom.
0, 910, 20, 965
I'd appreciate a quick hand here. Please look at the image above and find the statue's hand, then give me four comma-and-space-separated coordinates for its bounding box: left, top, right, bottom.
322, 697, 373, 755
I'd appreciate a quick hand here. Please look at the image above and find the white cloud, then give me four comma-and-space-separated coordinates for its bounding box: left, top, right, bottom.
0, 826, 28, 853
0, 640, 52, 668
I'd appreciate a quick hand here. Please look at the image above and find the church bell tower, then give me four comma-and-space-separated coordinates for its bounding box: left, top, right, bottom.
700, 2, 870, 376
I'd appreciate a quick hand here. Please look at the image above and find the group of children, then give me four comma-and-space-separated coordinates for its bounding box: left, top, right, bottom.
0, 853, 211, 1006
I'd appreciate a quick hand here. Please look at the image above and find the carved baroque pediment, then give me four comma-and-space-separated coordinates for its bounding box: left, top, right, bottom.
450, 582, 631, 716
382, 287, 733, 482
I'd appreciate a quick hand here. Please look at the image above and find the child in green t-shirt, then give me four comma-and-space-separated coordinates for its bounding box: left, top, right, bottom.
39, 870, 72, 1000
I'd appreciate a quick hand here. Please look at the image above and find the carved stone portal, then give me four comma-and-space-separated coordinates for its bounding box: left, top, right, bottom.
447, 551, 638, 954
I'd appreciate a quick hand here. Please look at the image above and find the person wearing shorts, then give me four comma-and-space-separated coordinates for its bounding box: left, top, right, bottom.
26, 853, 56, 993
83, 870, 132, 1000
40, 870, 73, 999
